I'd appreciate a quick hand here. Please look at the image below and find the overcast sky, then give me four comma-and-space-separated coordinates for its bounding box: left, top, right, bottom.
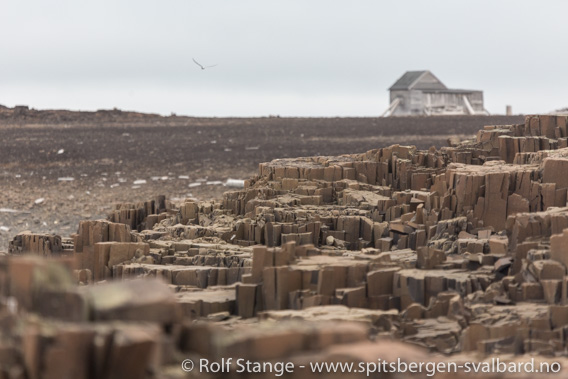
1, 1, 566, 116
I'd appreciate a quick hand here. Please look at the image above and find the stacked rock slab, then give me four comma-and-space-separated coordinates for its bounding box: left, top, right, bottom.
8, 231, 63, 256
7, 114, 568, 376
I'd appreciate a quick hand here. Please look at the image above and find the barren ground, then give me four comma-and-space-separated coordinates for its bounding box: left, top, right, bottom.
0, 111, 524, 250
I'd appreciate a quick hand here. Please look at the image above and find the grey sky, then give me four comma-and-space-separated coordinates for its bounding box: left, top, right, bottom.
1, 1, 566, 116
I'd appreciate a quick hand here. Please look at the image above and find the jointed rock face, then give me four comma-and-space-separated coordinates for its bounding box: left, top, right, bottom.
4, 115, 568, 378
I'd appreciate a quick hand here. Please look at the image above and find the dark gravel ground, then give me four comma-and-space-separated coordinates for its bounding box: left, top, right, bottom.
0, 111, 524, 250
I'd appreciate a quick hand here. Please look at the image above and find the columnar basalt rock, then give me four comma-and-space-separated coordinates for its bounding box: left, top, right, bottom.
6, 115, 568, 376
8, 232, 63, 256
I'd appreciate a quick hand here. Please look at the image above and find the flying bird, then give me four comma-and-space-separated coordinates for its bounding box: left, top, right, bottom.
192, 58, 218, 70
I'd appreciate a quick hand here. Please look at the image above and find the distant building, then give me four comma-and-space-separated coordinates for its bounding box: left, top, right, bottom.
382, 71, 488, 116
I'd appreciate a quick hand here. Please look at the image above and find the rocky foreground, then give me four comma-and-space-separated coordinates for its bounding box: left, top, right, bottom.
4, 115, 568, 378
